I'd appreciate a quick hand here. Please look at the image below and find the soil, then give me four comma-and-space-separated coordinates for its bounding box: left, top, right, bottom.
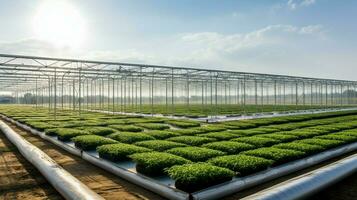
1, 121, 165, 200
0, 130, 62, 200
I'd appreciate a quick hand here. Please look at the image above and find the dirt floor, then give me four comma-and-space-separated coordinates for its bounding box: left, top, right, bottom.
0, 130, 62, 200
1, 121, 165, 200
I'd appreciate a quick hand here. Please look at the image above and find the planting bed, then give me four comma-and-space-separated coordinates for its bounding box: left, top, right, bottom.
1, 105, 357, 199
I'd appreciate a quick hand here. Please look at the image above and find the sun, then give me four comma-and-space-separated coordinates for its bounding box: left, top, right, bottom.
32, 0, 87, 49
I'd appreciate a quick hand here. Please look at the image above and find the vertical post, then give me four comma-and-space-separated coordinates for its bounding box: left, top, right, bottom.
254, 79, 258, 106
187, 72, 190, 112
303, 82, 306, 105
78, 67, 81, 115
171, 68, 174, 114
112, 78, 115, 113
274, 80, 277, 106
35, 78, 38, 108
295, 81, 298, 106
165, 78, 168, 113
61, 75, 64, 109
311, 82, 313, 105
54, 68, 57, 119
140, 68, 143, 112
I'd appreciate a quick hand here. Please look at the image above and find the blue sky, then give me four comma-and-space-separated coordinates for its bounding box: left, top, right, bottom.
0, 0, 356, 80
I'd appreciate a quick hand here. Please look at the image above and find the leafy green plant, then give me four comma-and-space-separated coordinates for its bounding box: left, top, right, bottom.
56, 128, 90, 141
137, 123, 170, 130
27, 122, 56, 131
273, 142, 325, 155
315, 134, 357, 143
97, 143, 152, 161
167, 136, 216, 146
232, 136, 280, 147
198, 131, 238, 140
79, 127, 117, 136
209, 154, 273, 176
130, 152, 191, 175
134, 140, 187, 151
166, 147, 225, 162
165, 120, 201, 128
71, 135, 117, 150
108, 125, 144, 132
108, 132, 155, 144
258, 133, 299, 142
166, 163, 235, 193
243, 147, 305, 165
44, 128, 60, 136
202, 141, 254, 154
143, 130, 180, 139
296, 138, 346, 148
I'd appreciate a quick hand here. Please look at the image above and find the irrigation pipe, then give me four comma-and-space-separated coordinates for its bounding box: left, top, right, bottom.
241, 153, 357, 200
0, 120, 104, 200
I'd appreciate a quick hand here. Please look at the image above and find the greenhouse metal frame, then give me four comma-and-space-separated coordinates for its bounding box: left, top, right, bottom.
1, 53, 357, 118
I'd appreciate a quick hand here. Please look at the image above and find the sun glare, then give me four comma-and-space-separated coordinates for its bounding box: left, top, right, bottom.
32, 0, 87, 49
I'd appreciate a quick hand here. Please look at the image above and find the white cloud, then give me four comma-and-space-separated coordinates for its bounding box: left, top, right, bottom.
287, 0, 316, 10
179, 24, 325, 54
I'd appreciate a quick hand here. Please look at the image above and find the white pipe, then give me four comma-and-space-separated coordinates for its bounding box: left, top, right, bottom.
0, 120, 104, 200
242, 154, 357, 200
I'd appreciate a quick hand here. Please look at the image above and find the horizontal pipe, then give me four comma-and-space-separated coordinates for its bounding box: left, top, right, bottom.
242, 154, 357, 200
0, 120, 104, 200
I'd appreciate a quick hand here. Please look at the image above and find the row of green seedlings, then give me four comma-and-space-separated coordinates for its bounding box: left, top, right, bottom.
94, 104, 343, 117
5, 105, 357, 137
4, 108, 356, 193
54, 122, 357, 192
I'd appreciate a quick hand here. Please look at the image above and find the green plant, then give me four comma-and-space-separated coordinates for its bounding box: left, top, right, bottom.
165, 120, 201, 128
273, 142, 325, 155
296, 138, 346, 148
56, 128, 90, 141
167, 136, 216, 146
79, 127, 117, 136
166, 163, 235, 193
72, 135, 118, 150
243, 147, 305, 165
315, 134, 357, 143
258, 133, 299, 142
137, 123, 170, 130
232, 136, 280, 147
143, 130, 180, 139
198, 131, 238, 140
97, 143, 152, 161
108, 125, 144, 132
130, 152, 191, 175
134, 140, 187, 151
167, 147, 225, 162
202, 141, 255, 154
209, 155, 274, 176
108, 132, 155, 144
27, 122, 56, 131
44, 128, 60, 136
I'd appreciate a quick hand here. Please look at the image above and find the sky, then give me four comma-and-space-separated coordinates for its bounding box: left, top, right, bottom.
0, 0, 356, 80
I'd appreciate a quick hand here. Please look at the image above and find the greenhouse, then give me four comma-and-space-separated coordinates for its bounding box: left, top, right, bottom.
1, 53, 357, 118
